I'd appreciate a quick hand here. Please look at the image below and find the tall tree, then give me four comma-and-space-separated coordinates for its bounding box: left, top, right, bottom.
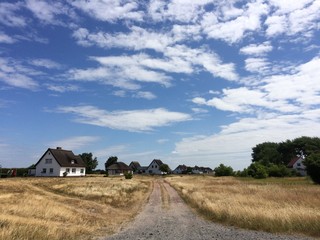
80, 153, 98, 174
251, 142, 282, 165
304, 152, 320, 184
105, 156, 118, 171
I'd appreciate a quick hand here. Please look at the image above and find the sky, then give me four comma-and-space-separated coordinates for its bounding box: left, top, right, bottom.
0, 0, 320, 171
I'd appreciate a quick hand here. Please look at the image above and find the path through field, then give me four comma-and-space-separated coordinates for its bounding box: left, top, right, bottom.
103, 180, 312, 240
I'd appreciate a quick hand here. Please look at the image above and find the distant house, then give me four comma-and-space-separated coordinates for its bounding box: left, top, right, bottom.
129, 161, 141, 173
173, 164, 188, 174
287, 156, 307, 176
35, 147, 86, 177
107, 162, 132, 176
147, 159, 165, 175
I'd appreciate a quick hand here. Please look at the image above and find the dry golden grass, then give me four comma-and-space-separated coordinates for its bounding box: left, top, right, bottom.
166, 175, 320, 238
0, 175, 152, 240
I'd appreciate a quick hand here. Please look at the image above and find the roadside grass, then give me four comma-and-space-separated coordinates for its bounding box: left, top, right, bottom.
166, 175, 320, 238
0, 175, 152, 240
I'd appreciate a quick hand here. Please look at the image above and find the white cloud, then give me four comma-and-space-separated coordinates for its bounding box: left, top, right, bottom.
0, 2, 26, 27
0, 31, 16, 44
0, 57, 39, 90
240, 42, 273, 56
49, 136, 100, 150
56, 105, 192, 132
70, 0, 143, 22
244, 57, 270, 73
46, 84, 80, 93
148, 0, 211, 23
133, 91, 157, 100
202, 1, 269, 43
173, 109, 320, 170
29, 58, 62, 69
265, 0, 320, 38
26, 0, 72, 25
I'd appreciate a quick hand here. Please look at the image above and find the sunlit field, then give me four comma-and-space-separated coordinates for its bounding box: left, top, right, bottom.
166, 175, 320, 238
0, 176, 152, 240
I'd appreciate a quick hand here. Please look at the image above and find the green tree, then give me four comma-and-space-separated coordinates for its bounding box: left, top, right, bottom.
248, 162, 268, 179
214, 164, 234, 176
268, 164, 290, 177
251, 142, 282, 165
292, 136, 320, 157
159, 164, 170, 173
80, 153, 98, 174
304, 153, 320, 184
105, 156, 118, 171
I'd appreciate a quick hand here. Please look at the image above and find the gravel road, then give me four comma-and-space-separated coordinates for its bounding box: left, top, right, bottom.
103, 180, 313, 240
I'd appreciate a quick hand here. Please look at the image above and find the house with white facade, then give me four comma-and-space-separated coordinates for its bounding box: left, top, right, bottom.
287, 156, 307, 176
35, 147, 86, 177
147, 159, 165, 175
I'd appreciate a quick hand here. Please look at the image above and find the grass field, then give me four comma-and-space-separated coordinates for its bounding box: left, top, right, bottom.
0, 175, 152, 240
166, 175, 320, 238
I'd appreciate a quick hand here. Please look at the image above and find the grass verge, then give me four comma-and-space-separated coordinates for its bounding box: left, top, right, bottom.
166, 175, 320, 238
0, 175, 152, 240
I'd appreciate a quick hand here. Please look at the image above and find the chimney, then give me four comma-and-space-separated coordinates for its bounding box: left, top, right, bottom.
56, 147, 62, 150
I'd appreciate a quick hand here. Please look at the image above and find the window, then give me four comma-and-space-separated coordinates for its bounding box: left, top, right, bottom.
155, 165, 157, 168
72, 168, 76, 173
45, 159, 52, 164
66, 168, 70, 173
71, 160, 75, 164
49, 168, 53, 173
80, 169, 84, 174
42, 168, 46, 173
297, 163, 301, 167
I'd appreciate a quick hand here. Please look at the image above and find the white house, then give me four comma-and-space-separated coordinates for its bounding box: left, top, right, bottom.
173, 164, 188, 174
287, 156, 307, 176
35, 147, 86, 177
147, 159, 165, 175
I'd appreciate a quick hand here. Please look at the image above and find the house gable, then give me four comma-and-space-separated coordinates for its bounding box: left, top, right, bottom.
35, 147, 86, 177
147, 159, 164, 175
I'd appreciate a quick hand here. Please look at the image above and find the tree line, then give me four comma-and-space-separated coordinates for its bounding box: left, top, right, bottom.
214, 136, 320, 184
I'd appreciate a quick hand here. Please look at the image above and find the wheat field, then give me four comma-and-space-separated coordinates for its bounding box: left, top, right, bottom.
166, 175, 320, 238
0, 176, 152, 240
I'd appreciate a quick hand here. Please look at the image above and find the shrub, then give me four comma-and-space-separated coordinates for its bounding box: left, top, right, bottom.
248, 162, 268, 179
304, 153, 320, 184
214, 164, 234, 176
124, 172, 133, 179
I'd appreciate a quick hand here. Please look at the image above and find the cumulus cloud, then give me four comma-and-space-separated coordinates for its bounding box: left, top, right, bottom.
239, 42, 273, 56
56, 105, 192, 132
70, 0, 143, 22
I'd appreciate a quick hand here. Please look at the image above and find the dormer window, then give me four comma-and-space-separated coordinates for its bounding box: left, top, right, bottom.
71, 160, 75, 164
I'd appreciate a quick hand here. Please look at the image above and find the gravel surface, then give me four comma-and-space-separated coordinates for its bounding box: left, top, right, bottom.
103, 180, 313, 240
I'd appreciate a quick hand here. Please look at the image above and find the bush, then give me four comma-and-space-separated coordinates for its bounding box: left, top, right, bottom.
124, 172, 133, 179
214, 164, 234, 176
248, 162, 268, 179
268, 164, 291, 177
304, 153, 320, 184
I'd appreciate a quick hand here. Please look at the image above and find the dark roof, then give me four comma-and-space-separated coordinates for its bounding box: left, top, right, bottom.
107, 162, 131, 171
35, 148, 86, 167
287, 156, 301, 168
147, 159, 164, 169
129, 161, 141, 169
174, 165, 188, 171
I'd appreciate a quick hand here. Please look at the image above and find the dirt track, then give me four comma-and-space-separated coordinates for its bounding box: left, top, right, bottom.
103, 180, 312, 240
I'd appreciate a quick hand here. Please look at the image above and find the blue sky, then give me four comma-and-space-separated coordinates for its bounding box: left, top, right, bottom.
1, 0, 320, 170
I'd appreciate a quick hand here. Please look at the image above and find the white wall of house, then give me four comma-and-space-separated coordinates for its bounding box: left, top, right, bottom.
147, 160, 163, 175
35, 151, 86, 177
293, 157, 307, 176
35, 151, 61, 177
60, 167, 86, 177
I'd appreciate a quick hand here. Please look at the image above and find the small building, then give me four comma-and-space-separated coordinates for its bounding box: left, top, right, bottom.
287, 156, 307, 176
147, 159, 164, 175
129, 161, 147, 174
107, 162, 133, 176
35, 147, 86, 177
173, 164, 188, 174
